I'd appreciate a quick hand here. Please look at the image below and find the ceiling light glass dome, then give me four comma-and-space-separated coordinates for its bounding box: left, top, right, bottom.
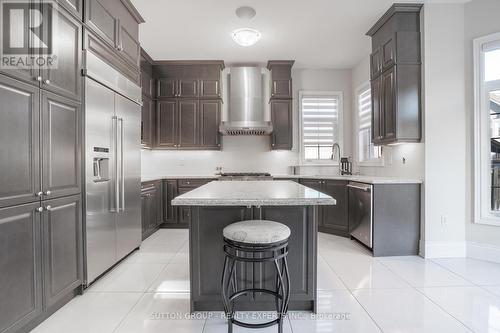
231, 28, 261, 47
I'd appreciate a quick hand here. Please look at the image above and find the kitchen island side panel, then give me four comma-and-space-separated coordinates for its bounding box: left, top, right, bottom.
189, 205, 318, 312
372, 184, 421, 256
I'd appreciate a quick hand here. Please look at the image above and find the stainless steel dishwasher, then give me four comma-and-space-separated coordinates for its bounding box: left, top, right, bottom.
348, 182, 373, 249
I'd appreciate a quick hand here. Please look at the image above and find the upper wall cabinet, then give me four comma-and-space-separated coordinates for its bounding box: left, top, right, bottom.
268, 60, 294, 99
57, 0, 83, 20
267, 60, 294, 151
85, 0, 144, 70
153, 61, 224, 150
41, 6, 82, 101
367, 3, 422, 145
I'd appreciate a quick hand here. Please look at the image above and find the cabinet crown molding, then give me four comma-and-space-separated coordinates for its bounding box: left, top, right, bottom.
366, 3, 423, 37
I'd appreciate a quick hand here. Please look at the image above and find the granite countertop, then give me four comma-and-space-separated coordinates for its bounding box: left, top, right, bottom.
142, 174, 423, 185
272, 175, 423, 184
141, 175, 219, 182
171, 180, 337, 206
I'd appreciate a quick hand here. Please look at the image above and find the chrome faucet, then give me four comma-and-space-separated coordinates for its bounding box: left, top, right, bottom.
331, 143, 342, 175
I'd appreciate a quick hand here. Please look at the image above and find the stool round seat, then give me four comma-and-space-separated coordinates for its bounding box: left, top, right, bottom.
223, 220, 291, 244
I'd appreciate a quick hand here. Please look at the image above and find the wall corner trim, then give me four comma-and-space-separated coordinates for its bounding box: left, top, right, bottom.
467, 241, 500, 264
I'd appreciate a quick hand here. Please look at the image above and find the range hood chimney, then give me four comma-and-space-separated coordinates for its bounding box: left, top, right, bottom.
219, 67, 273, 136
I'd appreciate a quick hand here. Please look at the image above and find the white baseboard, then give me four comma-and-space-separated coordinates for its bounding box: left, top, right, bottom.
467, 242, 500, 264
419, 240, 466, 258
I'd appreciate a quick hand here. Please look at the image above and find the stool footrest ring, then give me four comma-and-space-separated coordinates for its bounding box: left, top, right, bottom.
229, 288, 283, 302
231, 318, 281, 329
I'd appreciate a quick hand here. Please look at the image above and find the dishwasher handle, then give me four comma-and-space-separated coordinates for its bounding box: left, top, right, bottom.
347, 184, 372, 192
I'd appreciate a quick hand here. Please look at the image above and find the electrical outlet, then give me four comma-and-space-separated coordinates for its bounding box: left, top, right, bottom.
441, 215, 448, 225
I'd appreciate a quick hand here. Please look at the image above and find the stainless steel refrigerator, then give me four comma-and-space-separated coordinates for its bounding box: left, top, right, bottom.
83, 52, 142, 285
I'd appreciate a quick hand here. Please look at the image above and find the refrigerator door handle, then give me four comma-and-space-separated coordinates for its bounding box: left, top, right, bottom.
119, 117, 125, 212
113, 115, 120, 213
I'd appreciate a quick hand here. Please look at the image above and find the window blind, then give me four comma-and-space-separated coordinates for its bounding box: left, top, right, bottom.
301, 96, 339, 160
358, 89, 372, 130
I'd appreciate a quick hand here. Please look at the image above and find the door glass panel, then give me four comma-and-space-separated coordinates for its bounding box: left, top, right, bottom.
485, 49, 500, 82
490, 90, 500, 211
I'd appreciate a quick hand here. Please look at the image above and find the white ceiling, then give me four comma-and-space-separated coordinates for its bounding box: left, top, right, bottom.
132, 0, 427, 69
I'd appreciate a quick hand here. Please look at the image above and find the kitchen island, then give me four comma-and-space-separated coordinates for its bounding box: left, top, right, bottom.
172, 180, 336, 312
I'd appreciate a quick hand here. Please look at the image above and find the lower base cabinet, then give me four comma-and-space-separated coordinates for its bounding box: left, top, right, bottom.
299, 179, 349, 237
141, 181, 163, 240
0, 195, 82, 333
161, 179, 213, 228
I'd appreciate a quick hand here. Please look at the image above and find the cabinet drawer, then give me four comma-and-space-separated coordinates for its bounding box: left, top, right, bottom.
177, 179, 212, 188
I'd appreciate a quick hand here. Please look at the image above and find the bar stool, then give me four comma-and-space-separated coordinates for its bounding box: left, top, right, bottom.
221, 220, 291, 333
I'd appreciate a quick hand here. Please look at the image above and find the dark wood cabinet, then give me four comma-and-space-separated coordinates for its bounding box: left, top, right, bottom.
41, 92, 81, 200
40, 6, 82, 101
141, 96, 155, 148
0, 202, 43, 333
0, 75, 40, 209
85, 0, 119, 48
84, 0, 142, 81
200, 79, 221, 98
321, 180, 349, 235
178, 79, 198, 98
367, 4, 422, 145
156, 100, 177, 148
371, 75, 383, 143
161, 178, 213, 228
163, 180, 178, 224
200, 100, 221, 149
57, 0, 83, 20
141, 181, 162, 239
268, 60, 294, 151
299, 179, 349, 237
270, 99, 293, 150
178, 100, 199, 147
157, 78, 177, 98
267, 61, 294, 99
42, 195, 82, 309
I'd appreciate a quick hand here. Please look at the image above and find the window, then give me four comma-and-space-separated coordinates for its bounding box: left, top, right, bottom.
299, 91, 343, 164
356, 84, 382, 165
474, 32, 500, 225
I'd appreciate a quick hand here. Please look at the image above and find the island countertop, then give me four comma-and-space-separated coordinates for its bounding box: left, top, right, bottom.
171, 180, 336, 206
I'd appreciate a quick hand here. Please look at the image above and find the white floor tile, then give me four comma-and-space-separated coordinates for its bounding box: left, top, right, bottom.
483, 286, 500, 298
419, 286, 500, 333
317, 255, 347, 290
148, 263, 190, 293
289, 290, 382, 333
326, 259, 410, 290
203, 312, 293, 333
89, 263, 165, 292
114, 293, 205, 333
31, 293, 142, 333
379, 257, 472, 287
432, 258, 500, 286
124, 249, 177, 264
353, 288, 472, 333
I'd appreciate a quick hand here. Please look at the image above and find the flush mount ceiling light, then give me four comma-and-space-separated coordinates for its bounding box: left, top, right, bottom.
231, 28, 261, 47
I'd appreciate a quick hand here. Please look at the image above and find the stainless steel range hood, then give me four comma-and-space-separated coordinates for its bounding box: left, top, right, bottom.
220, 66, 273, 135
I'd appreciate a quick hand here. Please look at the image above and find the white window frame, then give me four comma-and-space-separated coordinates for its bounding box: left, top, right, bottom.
355, 82, 384, 167
299, 90, 344, 165
473, 31, 500, 226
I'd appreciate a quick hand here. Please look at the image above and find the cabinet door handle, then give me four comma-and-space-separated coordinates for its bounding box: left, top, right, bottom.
45, 205, 52, 211
35, 191, 43, 197
44, 79, 50, 84
44, 190, 51, 196
36, 76, 43, 82
36, 207, 43, 213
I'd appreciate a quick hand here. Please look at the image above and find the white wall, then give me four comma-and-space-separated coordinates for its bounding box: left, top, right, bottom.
142, 68, 353, 177
422, 3, 467, 257
350, 57, 425, 179
465, 0, 500, 247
